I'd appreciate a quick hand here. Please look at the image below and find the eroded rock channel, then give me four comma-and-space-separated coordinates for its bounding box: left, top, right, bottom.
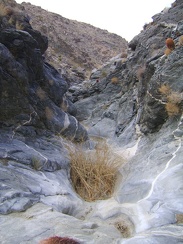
0, 0, 183, 243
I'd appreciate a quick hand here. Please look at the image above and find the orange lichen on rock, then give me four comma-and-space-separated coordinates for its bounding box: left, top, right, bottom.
165, 38, 175, 50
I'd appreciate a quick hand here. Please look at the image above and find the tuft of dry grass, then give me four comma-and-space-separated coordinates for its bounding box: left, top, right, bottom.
8, 15, 16, 25
111, 77, 119, 84
179, 35, 183, 46
36, 87, 46, 100
158, 84, 171, 96
45, 107, 54, 120
159, 85, 182, 116
0, 4, 14, 17
120, 50, 127, 58
165, 102, 180, 116
164, 48, 172, 56
15, 20, 25, 30
136, 65, 146, 80
176, 214, 183, 224
101, 70, 107, 78
115, 221, 131, 238
60, 99, 68, 112
67, 141, 123, 202
167, 91, 182, 105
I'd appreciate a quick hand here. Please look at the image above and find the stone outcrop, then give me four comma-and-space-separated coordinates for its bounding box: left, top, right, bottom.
0, 0, 87, 141
0, 0, 183, 243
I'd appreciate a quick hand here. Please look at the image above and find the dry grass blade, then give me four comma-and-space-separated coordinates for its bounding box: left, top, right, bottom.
165, 102, 180, 116
167, 91, 182, 104
67, 140, 124, 202
159, 85, 182, 117
158, 84, 171, 96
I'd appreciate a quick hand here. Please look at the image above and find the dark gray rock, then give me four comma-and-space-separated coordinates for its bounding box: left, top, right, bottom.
0, 129, 82, 215
152, 0, 183, 26
0, 0, 88, 216
0, 6, 87, 142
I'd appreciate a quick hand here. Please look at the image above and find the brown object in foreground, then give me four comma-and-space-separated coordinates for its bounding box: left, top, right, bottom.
39, 236, 80, 244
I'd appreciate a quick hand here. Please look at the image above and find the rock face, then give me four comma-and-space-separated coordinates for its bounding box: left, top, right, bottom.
20, 2, 128, 83
0, 0, 183, 244
71, 0, 183, 139
0, 0, 87, 141
68, 0, 183, 241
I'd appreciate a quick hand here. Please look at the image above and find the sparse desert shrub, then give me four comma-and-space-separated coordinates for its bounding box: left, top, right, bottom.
32, 157, 42, 170
165, 102, 180, 116
68, 140, 123, 202
164, 48, 172, 56
159, 85, 182, 116
0, 4, 14, 16
171, 2, 177, 7
39, 236, 79, 244
176, 214, 183, 224
166, 91, 182, 116
45, 107, 54, 120
36, 87, 46, 100
111, 77, 119, 84
165, 38, 175, 50
58, 55, 62, 62
179, 35, 183, 46
167, 91, 182, 105
15, 20, 24, 30
60, 99, 68, 112
101, 70, 107, 78
120, 51, 127, 58
8, 15, 16, 25
115, 222, 131, 238
3, 6, 13, 16
158, 84, 171, 96
136, 65, 146, 80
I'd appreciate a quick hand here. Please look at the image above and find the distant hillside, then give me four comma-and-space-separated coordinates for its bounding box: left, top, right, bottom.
20, 2, 128, 83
